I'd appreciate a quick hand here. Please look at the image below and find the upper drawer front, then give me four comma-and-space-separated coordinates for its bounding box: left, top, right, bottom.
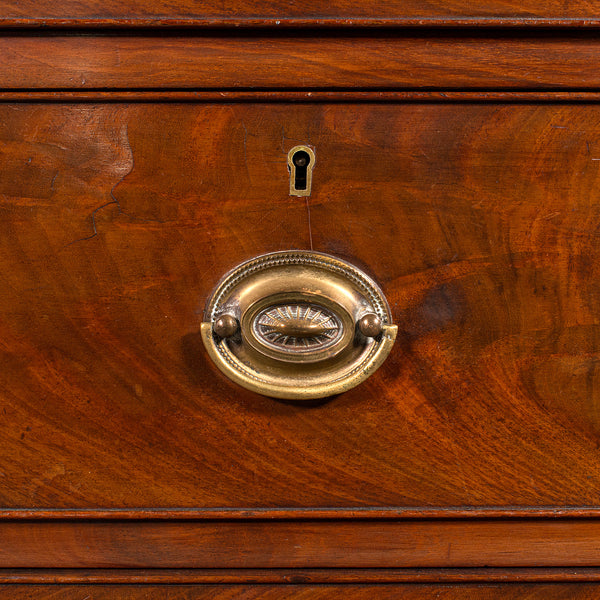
3, 101, 600, 509
3, 34, 600, 90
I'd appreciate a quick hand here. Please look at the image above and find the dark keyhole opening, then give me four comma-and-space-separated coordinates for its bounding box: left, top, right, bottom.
292, 150, 311, 190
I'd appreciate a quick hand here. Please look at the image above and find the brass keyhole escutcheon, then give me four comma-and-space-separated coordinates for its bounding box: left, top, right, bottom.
201, 251, 397, 400
288, 145, 315, 197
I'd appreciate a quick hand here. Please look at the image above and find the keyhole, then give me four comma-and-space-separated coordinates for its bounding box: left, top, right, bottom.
292, 150, 310, 190
288, 145, 315, 197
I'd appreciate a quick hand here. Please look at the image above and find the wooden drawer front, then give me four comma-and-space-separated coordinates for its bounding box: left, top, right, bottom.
2, 101, 600, 511
5, 34, 600, 90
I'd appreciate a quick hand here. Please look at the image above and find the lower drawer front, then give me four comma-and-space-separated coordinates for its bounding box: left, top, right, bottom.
0, 519, 598, 568
0, 584, 598, 598
2, 102, 600, 510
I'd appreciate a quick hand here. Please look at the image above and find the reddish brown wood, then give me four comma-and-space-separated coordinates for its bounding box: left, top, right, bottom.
2, 102, 600, 511
6, 18, 600, 27
0, 584, 599, 599
4, 9, 600, 582
4, 0, 600, 25
0, 519, 597, 568
2, 507, 600, 520
4, 34, 600, 90
3, 568, 600, 584
4, 91, 600, 102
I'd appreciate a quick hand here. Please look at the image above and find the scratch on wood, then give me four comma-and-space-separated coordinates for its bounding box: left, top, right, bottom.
65, 200, 117, 245
542, 211, 561, 220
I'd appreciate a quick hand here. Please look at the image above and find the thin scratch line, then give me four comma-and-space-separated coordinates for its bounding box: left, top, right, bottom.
65, 200, 116, 245
305, 196, 314, 251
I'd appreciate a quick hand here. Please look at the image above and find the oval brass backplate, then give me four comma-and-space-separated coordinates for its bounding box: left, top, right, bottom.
201, 251, 397, 400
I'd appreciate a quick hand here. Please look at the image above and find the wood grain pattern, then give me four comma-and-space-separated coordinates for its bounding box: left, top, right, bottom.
3, 102, 600, 510
0, 520, 599, 568
0, 584, 599, 599
4, 2, 600, 588
5, 34, 600, 90
5, 568, 600, 583
4, 0, 600, 25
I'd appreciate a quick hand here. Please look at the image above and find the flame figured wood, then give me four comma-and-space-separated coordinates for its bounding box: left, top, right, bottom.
2, 101, 600, 510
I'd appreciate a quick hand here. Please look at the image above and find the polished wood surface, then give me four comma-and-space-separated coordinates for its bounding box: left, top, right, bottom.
6, 91, 600, 102
5, 567, 600, 583
3, 0, 600, 25
3, 3, 600, 588
4, 34, 600, 90
0, 101, 599, 511
1, 584, 600, 599
2, 507, 600, 519
0, 519, 600, 568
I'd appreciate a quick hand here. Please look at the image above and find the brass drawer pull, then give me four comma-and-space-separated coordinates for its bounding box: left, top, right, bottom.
201, 251, 397, 400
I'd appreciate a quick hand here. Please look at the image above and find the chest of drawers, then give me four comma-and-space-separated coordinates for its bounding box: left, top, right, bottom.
3, 1, 600, 597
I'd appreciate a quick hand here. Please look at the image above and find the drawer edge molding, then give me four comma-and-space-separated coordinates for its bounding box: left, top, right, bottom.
1, 567, 600, 584
6, 90, 600, 102
0, 507, 599, 520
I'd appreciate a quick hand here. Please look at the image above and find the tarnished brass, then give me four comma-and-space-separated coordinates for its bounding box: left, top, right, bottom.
288, 145, 315, 197
213, 314, 239, 339
201, 251, 397, 400
358, 313, 383, 338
